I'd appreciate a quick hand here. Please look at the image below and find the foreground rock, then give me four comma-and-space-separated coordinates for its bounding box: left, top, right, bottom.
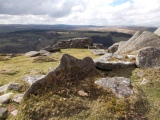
95, 77, 133, 98
90, 49, 105, 55
136, 47, 160, 68
24, 54, 100, 97
0, 92, 13, 104
0, 83, 19, 94
0, 107, 7, 119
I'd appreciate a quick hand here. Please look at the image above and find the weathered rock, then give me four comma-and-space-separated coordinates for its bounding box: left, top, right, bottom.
154, 27, 160, 37
12, 93, 24, 103
25, 51, 40, 57
95, 77, 133, 98
11, 110, 18, 116
115, 31, 160, 55
24, 54, 100, 98
136, 47, 160, 68
39, 50, 51, 56
0, 83, 19, 94
94, 60, 135, 71
94, 53, 113, 62
0, 92, 13, 104
90, 49, 105, 56
0, 107, 7, 119
108, 43, 119, 54
92, 43, 104, 49
23, 75, 45, 85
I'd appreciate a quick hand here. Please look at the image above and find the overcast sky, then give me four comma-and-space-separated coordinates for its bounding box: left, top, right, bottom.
0, 0, 160, 26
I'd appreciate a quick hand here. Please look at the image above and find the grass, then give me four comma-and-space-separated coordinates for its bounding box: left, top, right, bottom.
0, 49, 159, 120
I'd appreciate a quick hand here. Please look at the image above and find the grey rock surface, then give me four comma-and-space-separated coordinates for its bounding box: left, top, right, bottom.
23, 75, 45, 85
154, 27, 160, 36
136, 47, 160, 68
90, 49, 105, 55
24, 54, 100, 98
95, 77, 133, 98
0, 107, 7, 119
11, 110, 18, 116
94, 60, 135, 71
12, 93, 24, 103
0, 92, 13, 104
0, 83, 19, 94
25, 51, 40, 57
39, 50, 51, 56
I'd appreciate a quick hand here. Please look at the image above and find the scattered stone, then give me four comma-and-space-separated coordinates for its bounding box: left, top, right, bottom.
136, 47, 160, 68
140, 78, 149, 85
24, 54, 100, 97
94, 53, 113, 62
92, 43, 104, 49
95, 77, 133, 98
12, 94, 24, 104
25, 51, 40, 57
90, 49, 105, 55
0, 107, 7, 119
0, 92, 13, 104
137, 71, 144, 78
42, 46, 61, 53
0, 83, 19, 94
11, 110, 18, 116
94, 60, 136, 70
23, 75, 45, 85
78, 90, 88, 97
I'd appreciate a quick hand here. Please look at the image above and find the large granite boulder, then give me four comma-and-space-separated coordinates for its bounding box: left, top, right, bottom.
24, 54, 100, 97
136, 47, 160, 68
114, 31, 160, 55
114, 31, 142, 55
154, 27, 160, 37
95, 77, 133, 98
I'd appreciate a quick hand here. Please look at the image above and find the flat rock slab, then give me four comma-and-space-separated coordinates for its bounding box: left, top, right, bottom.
0, 107, 7, 119
23, 75, 45, 85
25, 51, 40, 57
95, 77, 133, 98
0, 92, 13, 104
12, 93, 24, 104
90, 49, 105, 56
0, 83, 19, 94
94, 60, 136, 70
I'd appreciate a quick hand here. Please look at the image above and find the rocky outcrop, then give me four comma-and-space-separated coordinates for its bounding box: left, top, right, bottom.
95, 77, 133, 98
154, 27, 160, 37
136, 47, 160, 68
114, 31, 160, 55
24, 54, 100, 97
108, 41, 126, 54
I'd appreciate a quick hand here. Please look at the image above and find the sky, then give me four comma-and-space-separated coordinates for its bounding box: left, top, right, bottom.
0, 0, 160, 26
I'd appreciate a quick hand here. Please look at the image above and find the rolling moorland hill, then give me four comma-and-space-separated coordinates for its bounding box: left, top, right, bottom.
0, 26, 159, 120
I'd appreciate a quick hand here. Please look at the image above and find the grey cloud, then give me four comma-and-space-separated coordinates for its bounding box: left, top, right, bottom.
0, 0, 77, 18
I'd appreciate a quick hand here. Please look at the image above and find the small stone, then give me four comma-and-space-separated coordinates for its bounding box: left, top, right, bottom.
23, 75, 45, 85
12, 94, 24, 104
11, 110, 18, 116
140, 78, 148, 85
0, 83, 19, 94
0, 92, 13, 104
25, 51, 40, 57
78, 90, 88, 97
